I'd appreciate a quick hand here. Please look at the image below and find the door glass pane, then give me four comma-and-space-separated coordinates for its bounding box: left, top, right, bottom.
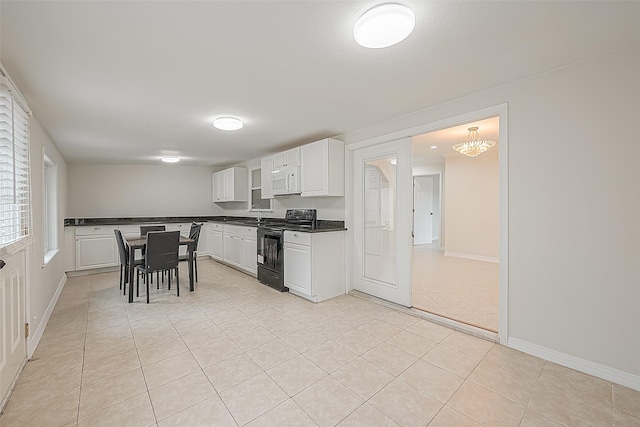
363, 156, 397, 284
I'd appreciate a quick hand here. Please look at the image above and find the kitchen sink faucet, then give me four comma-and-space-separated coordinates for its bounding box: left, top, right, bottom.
251, 204, 262, 223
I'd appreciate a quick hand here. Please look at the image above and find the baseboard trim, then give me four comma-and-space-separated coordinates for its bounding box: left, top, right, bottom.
66, 266, 119, 277
444, 252, 499, 263
508, 337, 640, 392
27, 274, 67, 358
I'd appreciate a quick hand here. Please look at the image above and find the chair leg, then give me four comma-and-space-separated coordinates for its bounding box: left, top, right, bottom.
136, 270, 140, 298
168, 272, 171, 290
119, 265, 123, 290
194, 257, 198, 283
176, 267, 179, 297
146, 273, 150, 304
124, 264, 129, 295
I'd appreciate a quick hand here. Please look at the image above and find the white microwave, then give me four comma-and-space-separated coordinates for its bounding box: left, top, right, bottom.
271, 166, 301, 195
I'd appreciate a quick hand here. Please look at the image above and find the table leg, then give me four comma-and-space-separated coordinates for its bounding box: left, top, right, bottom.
189, 243, 195, 291
128, 247, 135, 303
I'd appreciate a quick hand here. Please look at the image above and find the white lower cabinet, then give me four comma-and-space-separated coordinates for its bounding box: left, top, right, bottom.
242, 234, 257, 275
223, 233, 243, 268
284, 241, 312, 296
75, 226, 118, 270
72, 222, 197, 272
284, 230, 345, 302
207, 223, 224, 261
222, 224, 257, 275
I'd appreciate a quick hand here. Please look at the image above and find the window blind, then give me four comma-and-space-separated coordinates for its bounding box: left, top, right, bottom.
0, 86, 31, 247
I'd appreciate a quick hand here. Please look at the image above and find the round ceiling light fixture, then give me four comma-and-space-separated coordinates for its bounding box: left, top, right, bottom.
354, 3, 415, 48
161, 156, 181, 163
213, 116, 244, 131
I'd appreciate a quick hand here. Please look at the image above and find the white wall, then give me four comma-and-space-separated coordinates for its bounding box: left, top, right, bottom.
413, 162, 444, 243
444, 149, 499, 259
219, 158, 346, 221
67, 164, 224, 218
28, 116, 68, 348
341, 44, 640, 381
67, 159, 345, 221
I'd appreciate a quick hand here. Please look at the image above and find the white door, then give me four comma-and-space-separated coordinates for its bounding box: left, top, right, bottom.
413, 176, 434, 245
0, 250, 27, 407
353, 138, 413, 306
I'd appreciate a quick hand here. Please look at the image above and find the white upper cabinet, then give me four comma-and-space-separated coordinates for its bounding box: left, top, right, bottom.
260, 156, 274, 199
213, 167, 248, 202
273, 147, 300, 169
301, 138, 344, 197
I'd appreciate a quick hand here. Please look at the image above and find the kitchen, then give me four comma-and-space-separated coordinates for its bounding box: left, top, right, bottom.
1, 1, 639, 426
65, 138, 348, 303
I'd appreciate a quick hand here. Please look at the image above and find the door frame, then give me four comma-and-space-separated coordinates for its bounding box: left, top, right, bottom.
346, 103, 509, 344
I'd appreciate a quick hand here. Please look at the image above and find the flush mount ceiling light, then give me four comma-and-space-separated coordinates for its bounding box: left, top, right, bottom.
430, 145, 438, 149
452, 127, 496, 157
161, 157, 181, 163
213, 116, 243, 131
354, 3, 415, 48
390, 158, 397, 165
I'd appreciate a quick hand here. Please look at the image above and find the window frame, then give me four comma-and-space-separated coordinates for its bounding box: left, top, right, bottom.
248, 167, 272, 212
42, 151, 58, 264
0, 80, 32, 253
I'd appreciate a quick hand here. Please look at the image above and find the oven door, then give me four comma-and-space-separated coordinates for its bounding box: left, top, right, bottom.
257, 227, 283, 273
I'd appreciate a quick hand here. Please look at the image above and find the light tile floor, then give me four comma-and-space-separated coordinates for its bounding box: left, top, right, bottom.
1, 259, 638, 426
412, 244, 499, 332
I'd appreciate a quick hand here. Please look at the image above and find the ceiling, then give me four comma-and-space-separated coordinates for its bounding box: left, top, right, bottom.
413, 116, 499, 164
1, 1, 639, 166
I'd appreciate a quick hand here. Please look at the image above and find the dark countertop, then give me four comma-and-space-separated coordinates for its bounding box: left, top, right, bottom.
65, 216, 346, 232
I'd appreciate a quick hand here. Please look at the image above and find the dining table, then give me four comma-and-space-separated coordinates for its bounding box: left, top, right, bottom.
124, 234, 196, 303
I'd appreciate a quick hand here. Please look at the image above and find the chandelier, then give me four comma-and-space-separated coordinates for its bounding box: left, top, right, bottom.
452, 127, 496, 157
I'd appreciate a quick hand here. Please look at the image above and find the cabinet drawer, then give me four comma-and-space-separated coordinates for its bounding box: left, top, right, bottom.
117, 225, 140, 236
209, 222, 224, 231
166, 223, 190, 235
75, 225, 118, 236
284, 230, 311, 246
223, 224, 244, 235
241, 226, 257, 238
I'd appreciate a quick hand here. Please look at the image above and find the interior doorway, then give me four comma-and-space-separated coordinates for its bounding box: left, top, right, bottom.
413, 174, 441, 247
411, 117, 500, 332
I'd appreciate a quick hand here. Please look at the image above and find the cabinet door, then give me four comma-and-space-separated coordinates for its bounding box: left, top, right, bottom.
213, 171, 225, 202
224, 168, 234, 201
261, 156, 274, 199
242, 237, 257, 275
284, 243, 312, 296
211, 231, 223, 261
223, 234, 242, 267
274, 147, 300, 169
301, 139, 328, 196
76, 235, 118, 270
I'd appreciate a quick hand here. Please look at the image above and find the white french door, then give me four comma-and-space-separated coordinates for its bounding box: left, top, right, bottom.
0, 250, 27, 409
353, 138, 413, 307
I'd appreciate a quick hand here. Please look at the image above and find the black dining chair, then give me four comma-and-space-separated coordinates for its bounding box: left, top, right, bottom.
179, 222, 202, 282
135, 230, 181, 303
114, 229, 143, 295
139, 225, 167, 283
140, 225, 166, 236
